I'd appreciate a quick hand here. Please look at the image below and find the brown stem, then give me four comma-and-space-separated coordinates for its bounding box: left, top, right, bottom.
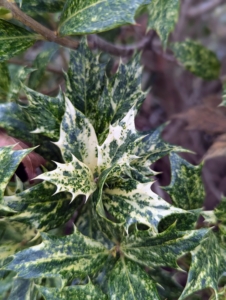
0, 0, 79, 49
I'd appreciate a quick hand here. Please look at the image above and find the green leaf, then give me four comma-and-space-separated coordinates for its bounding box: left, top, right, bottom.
5, 228, 109, 280
179, 232, 225, 300
107, 258, 160, 299
8, 66, 34, 101
121, 224, 209, 270
0, 7, 11, 16
3, 181, 81, 231
54, 97, 98, 172
104, 178, 186, 233
0, 62, 10, 102
39, 281, 107, 300
0, 220, 39, 261
0, 146, 34, 201
17, 0, 65, 12
8, 278, 38, 300
163, 153, 205, 210
37, 153, 97, 201
23, 86, 65, 140
171, 40, 221, 80
65, 38, 107, 124
0, 103, 33, 141
0, 20, 37, 61
59, 0, 146, 36
28, 47, 56, 90
215, 197, 226, 224
147, 0, 180, 49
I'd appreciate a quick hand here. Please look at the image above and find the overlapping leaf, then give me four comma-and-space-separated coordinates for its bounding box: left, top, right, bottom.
147, 0, 180, 48
5, 228, 109, 280
104, 178, 186, 233
0, 146, 34, 200
54, 98, 98, 172
171, 40, 220, 80
39, 281, 107, 300
37, 154, 96, 201
164, 153, 205, 210
121, 224, 209, 269
59, 0, 147, 36
107, 258, 160, 299
0, 62, 10, 102
3, 181, 80, 231
8, 278, 38, 300
23, 86, 65, 140
0, 20, 37, 61
179, 232, 225, 300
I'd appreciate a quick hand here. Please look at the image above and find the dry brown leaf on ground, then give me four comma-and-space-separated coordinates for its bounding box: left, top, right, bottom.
0, 129, 46, 180
204, 133, 226, 160
171, 96, 226, 134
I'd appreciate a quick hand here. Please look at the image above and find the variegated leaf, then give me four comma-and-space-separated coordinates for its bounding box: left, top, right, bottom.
54, 98, 98, 172
66, 38, 107, 125
17, 0, 65, 12
121, 224, 209, 269
0, 219, 39, 261
179, 232, 225, 300
0, 271, 15, 299
3, 181, 81, 231
147, 0, 180, 49
0, 146, 34, 201
8, 278, 38, 300
36, 154, 97, 201
0, 103, 34, 142
59, 0, 147, 36
28, 47, 56, 90
8, 66, 34, 101
96, 55, 145, 142
104, 178, 187, 233
107, 258, 160, 299
0, 20, 38, 61
0, 62, 10, 102
23, 86, 65, 140
171, 40, 220, 80
163, 153, 205, 210
39, 281, 107, 300
97, 107, 140, 173
215, 197, 226, 224
5, 228, 109, 280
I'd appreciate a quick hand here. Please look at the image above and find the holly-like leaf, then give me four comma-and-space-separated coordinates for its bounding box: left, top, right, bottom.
0, 62, 10, 102
23, 86, 65, 140
104, 178, 187, 233
0, 220, 39, 262
8, 278, 38, 300
171, 40, 221, 80
3, 181, 81, 231
65, 38, 107, 124
107, 258, 160, 299
163, 153, 205, 210
58, 0, 147, 36
5, 228, 109, 280
0, 20, 37, 61
215, 197, 226, 224
37, 154, 97, 201
17, 0, 65, 12
54, 98, 98, 173
28, 47, 56, 90
96, 55, 145, 141
147, 0, 180, 49
121, 224, 209, 270
39, 281, 107, 300
0, 146, 34, 201
8, 66, 34, 102
179, 232, 225, 300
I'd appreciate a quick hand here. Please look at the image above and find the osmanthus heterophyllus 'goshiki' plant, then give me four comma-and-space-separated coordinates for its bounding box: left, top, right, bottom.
0, 0, 225, 300
0, 39, 222, 300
